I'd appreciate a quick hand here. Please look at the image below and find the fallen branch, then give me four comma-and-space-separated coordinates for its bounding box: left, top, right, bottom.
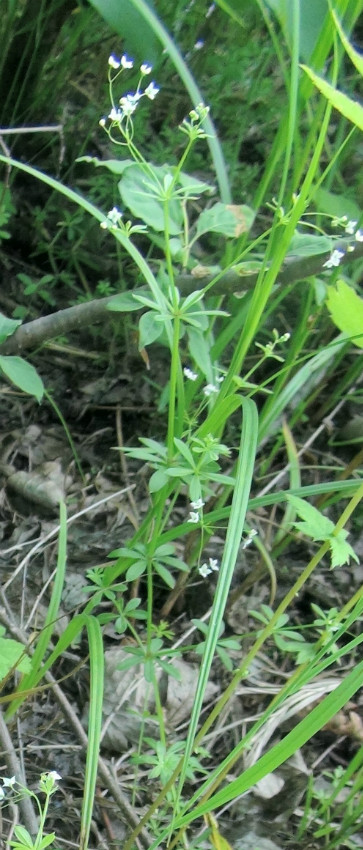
1, 237, 361, 356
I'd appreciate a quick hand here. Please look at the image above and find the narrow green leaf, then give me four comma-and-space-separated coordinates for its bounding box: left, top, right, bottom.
107, 292, 144, 312
154, 562, 175, 588
175, 659, 363, 825
332, 9, 363, 76
79, 616, 104, 850
177, 397, 258, 800
78, 156, 133, 175
174, 437, 195, 466
126, 561, 146, 581
301, 64, 363, 131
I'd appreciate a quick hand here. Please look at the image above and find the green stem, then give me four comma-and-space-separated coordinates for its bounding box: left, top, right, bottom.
167, 313, 181, 460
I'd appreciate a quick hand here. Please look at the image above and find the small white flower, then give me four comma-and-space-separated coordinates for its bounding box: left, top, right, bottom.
101, 207, 123, 230
184, 367, 198, 381
199, 563, 212, 577
323, 248, 345, 269
355, 229, 363, 242
47, 771, 61, 782
144, 81, 160, 100
119, 94, 139, 117
189, 511, 200, 524
345, 220, 357, 235
108, 207, 123, 224
108, 106, 123, 122
121, 54, 134, 69
199, 558, 219, 578
190, 499, 204, 510
203, 384, 218, 397
99, 117, 106, 127
194, 39, 204, 50
206, 2, 216, 17
3, 776, 16, 788
108, 54, 121, 69
242, 528, 258, 549
140, 63, 152, 75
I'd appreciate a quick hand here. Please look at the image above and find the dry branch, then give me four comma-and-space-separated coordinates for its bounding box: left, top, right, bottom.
1, 237, 361, 356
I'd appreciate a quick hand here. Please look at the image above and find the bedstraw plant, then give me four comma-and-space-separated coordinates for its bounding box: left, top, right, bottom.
0, 2, 363, 849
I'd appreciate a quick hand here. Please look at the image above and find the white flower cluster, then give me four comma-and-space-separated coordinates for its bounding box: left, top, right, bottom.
199, 557, 219, 578
101, 54, 159, 127
183, 367, 224, 396
188, 498, 205, 524
0, 772, 61, 801
324, 217, 363, 269
203, 383, 218, 397
100, 206, 123, 230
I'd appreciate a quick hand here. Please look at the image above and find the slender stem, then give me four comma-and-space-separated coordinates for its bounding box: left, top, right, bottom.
167, 314, 181, 460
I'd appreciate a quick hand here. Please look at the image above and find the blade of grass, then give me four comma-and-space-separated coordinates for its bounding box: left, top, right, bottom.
79, 616, 104, 850
175, 397, 258, 804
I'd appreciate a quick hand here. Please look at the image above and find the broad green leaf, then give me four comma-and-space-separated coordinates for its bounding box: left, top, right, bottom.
287, 495, 358, 569
288, 231, 332, 257
0, 637, 31, 679
287, 495, 333, 540
119, 164, 183, 233
265, 0, 329, 61
196, 203, 254, 239
0, 355, 44, 400
329, 535, 359, 569
0, 311, 21, 344
138, 310, 164, 348
326, 280, 363, 349
87, 0, 161, 64
301, 65, 363, 131
314, 188, 361, 223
